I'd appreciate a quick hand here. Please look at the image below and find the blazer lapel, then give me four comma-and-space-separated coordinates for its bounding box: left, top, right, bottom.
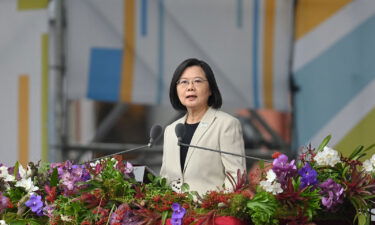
183, 107, 217, 173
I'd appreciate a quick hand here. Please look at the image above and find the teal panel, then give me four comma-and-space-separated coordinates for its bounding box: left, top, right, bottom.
294, 15, 375, 146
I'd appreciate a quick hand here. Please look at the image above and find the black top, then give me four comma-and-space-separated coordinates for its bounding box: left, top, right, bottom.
180, 122, 199, 172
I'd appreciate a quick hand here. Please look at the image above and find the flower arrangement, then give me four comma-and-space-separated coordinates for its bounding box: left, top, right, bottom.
0, 136, 374, 225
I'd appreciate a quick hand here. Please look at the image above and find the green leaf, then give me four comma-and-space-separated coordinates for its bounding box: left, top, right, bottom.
357, 213, 370, 225
364, 143, 375, 152
349, 145, 364, 160
147, 173, 155, 182
362, 194, 375, 200
247, 191, 278, 225
13, 161, 19, 177
50, 167, 59, 187
292, 177, 299, 190
181, 183, 190, 192
8, 219, 42, 225
317, 135, 331, 151
160, 177, 167, 187
342, 166, 349, 179
161, 211, 169, 225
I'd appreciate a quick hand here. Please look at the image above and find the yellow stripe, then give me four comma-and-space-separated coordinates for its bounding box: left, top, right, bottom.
263, 0, 276, 109
18, 75, 29, 167
120, 0, 136, 102
295, 0, 352, 40
335, 107, 375, 159
18, 0, 48, 10
41, 34, 49, 162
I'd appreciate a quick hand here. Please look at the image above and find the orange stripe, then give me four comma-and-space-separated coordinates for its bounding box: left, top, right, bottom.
263, 0, 276, 109
18, 75, 29, 167
120, 0, 136, 102
295, 0, 352, 40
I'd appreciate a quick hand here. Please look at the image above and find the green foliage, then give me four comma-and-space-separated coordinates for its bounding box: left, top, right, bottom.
143, 175, 174, 200
300, 187, 321, 220
5, 187, 26, 203
13, 162, 19, 178
317, 135, 331, 151
50, 168, 58, 187
246, 191, 279, 225
227, 194, 252, 220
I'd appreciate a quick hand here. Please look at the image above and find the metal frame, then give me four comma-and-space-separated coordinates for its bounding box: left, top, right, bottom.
48, 0, 298, 165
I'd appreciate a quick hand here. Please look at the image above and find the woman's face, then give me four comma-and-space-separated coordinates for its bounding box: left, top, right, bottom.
177, 66, 211, 111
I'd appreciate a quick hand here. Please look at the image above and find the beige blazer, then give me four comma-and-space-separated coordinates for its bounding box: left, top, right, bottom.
160, 107, 246, 195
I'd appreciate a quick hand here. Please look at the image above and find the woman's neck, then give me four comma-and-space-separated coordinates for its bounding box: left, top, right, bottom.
186, 106, 209, 124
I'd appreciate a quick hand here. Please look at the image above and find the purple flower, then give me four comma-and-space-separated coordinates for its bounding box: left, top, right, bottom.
109, 204, 141, 225
53, 161, 91, 195
171, 203, 186, 225
272, 154, 297, 186
319, 178, 344, 210
298, 163, 318, 189
0, 192, 11, 213
124, 162, 133, 174
43, 204, 56, 217
25, 194, 44, 216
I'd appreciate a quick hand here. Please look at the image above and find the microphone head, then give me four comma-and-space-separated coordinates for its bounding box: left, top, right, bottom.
149, 124, 163, 147
175, 123, 185, 141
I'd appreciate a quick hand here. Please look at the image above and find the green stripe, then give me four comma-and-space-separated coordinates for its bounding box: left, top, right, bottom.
335, 107, 375, 159
18, 0, 48, 10
41, 34, 49, 162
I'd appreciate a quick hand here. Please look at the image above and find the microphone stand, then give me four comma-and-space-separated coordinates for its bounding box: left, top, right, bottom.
86, 143, 152, 164
178, 142, 272, 163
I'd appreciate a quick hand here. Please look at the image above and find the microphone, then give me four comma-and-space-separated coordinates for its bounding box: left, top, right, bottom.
175, 123, 186, 142
175, 123, 271, 162
149, 124, 163, 147
87, 124, 163, 163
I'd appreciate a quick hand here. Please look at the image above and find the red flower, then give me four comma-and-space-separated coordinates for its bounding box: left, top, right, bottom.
200, 191, 233, 209
92, 207, 109, 225
272, 151, 282, 159
77, 189, 107, 208
45, 185, 57, 203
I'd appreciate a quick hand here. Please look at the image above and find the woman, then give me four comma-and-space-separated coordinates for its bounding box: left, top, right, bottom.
160, 58, 246, 195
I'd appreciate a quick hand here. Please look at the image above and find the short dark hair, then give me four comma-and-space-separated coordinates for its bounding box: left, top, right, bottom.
169, 58, 222, 111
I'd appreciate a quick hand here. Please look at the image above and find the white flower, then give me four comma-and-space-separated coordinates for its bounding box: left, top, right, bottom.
268, 182, 283, 194
363, 154, 375, 173
363, 159, 373, 172
18, 165, 32, 179
314, 146, 341, 167
260, 169, 283, 195
0, 166, 15, 182
260, 180, 283, 195
370, 154, 375, 165
61, 215, 73, 222
266, 170, 276, 182
0, 220, 8, 225
15, 177, 39, 193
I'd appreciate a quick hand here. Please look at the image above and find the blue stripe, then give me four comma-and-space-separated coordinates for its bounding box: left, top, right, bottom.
236, 0, 243, 28
252, 0, 260, 108
140, 0, 148, 36
156, 0, 165, 104
87, 48, 122, 102
294, 15, 375, 146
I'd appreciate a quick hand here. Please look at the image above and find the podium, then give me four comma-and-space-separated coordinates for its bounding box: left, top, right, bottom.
133, 165, 158, 183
